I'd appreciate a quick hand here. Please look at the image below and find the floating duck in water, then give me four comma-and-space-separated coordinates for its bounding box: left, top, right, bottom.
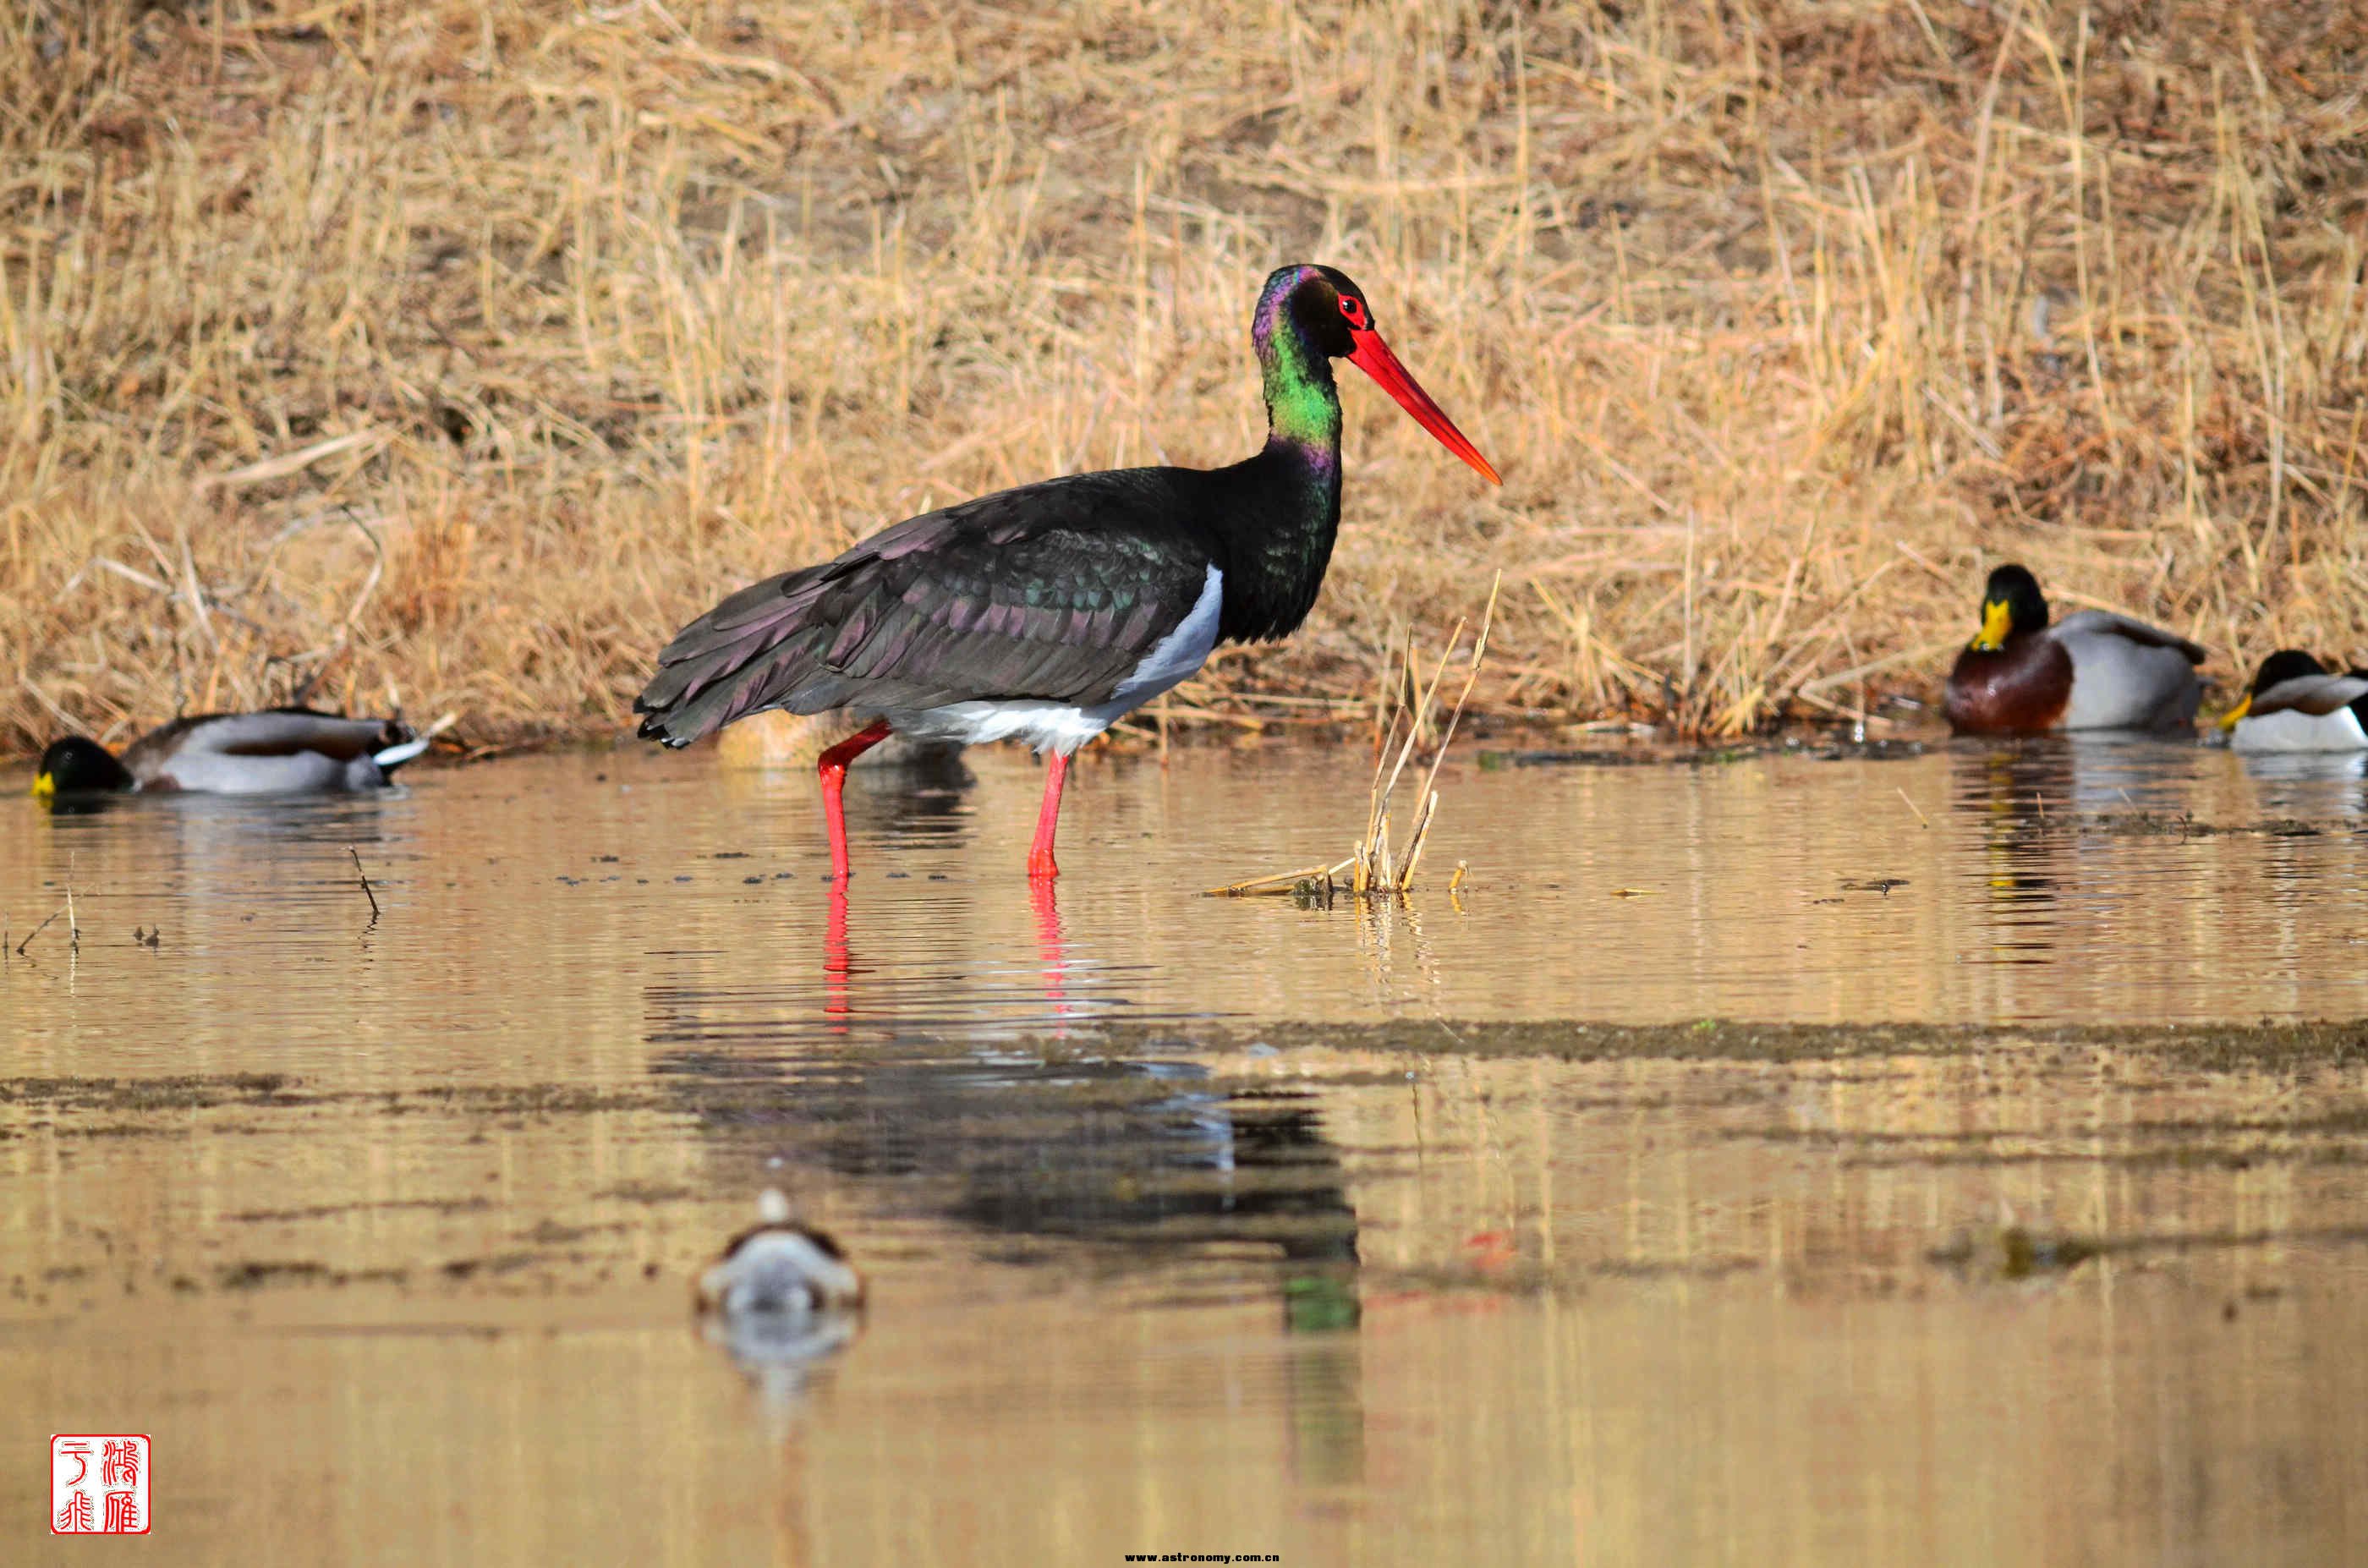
697, 1189, 865, 1319
696, 1190, 865, 1426
33, 709, 429, 798
1943, 564, 2202, 735
2221, 650, 2368, 753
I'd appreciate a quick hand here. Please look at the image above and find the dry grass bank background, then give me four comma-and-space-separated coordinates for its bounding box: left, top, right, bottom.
3, 0, 2363, 754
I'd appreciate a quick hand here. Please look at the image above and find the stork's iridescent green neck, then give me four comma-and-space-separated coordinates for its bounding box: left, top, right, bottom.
1252, 268, 1342, 474
1214, 260, 1493, 643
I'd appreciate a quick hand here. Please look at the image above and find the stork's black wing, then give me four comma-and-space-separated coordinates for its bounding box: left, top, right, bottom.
634, 469, 1220, 746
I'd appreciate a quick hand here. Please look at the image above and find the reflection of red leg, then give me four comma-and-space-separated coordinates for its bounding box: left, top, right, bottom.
1027, 751, 1069, 880
824, 879, 852, 1025
1030, 874, 1066, 1020
817, 722, 891, 881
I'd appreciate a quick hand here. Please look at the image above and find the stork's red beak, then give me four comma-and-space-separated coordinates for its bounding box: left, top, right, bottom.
1346, 327, 1501, 485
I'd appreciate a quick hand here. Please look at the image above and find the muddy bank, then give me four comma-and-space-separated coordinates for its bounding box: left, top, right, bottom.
1107, 1017, 2368, 1072
10, 1012, 2367, 1132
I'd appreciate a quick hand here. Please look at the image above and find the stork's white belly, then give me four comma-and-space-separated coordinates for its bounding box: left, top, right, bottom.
881, 565, 1224, 755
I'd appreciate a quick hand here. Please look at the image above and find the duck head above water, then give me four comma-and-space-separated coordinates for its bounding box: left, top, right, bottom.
1969, 564, 2049, 652
2221, 650, 2332, 729
698, 1189, 866, 1318
32, 737, 135, 798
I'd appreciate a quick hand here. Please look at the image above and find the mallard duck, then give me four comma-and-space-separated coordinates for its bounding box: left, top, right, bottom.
32, 709, 428, 798
1943, 564, 2203, 734
2221, 650, 2368, 752
696, 1190, 864, 1318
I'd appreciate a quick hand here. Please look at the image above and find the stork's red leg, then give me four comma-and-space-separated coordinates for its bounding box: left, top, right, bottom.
817, 722, 892, 881
1027, 752, 1070, 880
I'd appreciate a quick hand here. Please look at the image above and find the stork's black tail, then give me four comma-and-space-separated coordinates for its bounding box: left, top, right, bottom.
634, 567, 836, 748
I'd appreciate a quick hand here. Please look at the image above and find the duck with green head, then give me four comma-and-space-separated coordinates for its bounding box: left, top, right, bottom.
2220, 650, 2368, 753
32, 709, 428, 798
1942, 564, 2203, 734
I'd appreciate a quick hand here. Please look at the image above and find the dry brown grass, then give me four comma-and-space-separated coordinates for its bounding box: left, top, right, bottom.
3, 0, 2364, 754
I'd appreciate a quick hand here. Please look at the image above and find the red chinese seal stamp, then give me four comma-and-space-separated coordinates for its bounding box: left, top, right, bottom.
51, 1434, 149, 1535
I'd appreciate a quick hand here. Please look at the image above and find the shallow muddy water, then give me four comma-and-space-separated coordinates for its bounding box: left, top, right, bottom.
5, 734, 2368, 1564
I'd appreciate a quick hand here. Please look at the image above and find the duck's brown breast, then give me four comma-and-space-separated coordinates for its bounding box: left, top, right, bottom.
1943, 637, 2074, 734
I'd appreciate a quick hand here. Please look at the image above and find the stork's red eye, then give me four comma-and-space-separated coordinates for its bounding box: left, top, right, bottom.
1339, 296, 1368, 327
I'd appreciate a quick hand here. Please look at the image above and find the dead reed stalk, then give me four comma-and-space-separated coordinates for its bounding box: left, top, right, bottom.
1210, 573, 1498, 899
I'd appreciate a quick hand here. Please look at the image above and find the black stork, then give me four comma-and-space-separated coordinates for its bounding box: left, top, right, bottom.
634, 263, 1499, 880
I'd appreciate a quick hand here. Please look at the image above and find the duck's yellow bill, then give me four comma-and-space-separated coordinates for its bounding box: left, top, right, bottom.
2217, 694, 2251, 732
30, 772, 54, 800
1969, 599, 2012, 652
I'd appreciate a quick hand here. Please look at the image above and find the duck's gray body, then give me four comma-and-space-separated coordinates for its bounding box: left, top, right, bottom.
2050, 611, 2205, 730
696, 1196, 866, 1428
123, 710, 426, 794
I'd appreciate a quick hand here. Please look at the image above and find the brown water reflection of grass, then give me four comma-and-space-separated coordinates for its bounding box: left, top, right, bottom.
6, 3, 2366, 754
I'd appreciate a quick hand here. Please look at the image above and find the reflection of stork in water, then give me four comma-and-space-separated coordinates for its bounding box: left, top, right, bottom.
665, 886, 1367, 1473
823, 874, 1068, 1031
661, 887, 1363, 1274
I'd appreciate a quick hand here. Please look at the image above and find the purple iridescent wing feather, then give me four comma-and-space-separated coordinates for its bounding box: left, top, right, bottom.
634, 469, 1220, 746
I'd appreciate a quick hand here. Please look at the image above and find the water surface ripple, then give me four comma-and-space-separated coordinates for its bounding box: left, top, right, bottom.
4, 737, 2365, 1564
